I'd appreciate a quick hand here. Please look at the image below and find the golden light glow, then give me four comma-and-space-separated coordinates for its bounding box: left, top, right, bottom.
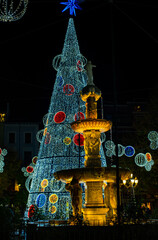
71, 119, 112, 133
41, 179, 48, 188
0, 113, 5, 122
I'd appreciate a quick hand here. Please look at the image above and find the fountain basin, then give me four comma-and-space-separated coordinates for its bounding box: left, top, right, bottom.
71, 119, 112, 133
54, 167, 131, 183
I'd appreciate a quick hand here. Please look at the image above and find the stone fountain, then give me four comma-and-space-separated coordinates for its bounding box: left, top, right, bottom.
54, 61, 131, 226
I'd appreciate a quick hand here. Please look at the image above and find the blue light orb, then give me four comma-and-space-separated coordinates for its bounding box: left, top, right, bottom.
36, 193, 46, 208
125, 146, 135, 157
60, 0, 82, 16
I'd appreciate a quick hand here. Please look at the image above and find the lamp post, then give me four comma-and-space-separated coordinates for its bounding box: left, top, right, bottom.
122, 174, 138, 208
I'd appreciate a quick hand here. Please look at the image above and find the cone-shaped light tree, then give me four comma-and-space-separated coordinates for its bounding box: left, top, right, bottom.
26, 18, 107, 220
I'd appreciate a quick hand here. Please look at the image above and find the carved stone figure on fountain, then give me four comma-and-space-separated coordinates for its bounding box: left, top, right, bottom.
65, 178, 82, 217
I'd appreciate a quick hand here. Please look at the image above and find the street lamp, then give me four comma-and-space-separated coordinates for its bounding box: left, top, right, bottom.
122, 174, 138, 188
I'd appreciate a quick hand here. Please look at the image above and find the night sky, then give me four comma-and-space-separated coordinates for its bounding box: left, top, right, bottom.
0, 0, 158, 122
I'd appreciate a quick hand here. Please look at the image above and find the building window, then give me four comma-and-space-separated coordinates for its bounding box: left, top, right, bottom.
24, 151, 32, 167
9, 132, 15, 144
25, 133, 32, 144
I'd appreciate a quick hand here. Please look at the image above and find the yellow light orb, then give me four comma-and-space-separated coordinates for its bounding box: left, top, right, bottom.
41, 179, 48, 188
49, 194, 58, 204
49, 206, 57, 214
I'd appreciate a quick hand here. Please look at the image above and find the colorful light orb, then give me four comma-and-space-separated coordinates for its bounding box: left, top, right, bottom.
74, 112, 85, 121
45, 132, 51, 145
63, 137, 71, 145
49, 194, 58, 204
76, 60, 84, 72
0, 148, 2, 155
125, 146, 135, 157
49, 206, 57, 214
145, 152, 152, 162
54, 111, 66, 123
135, 153, 147, 167
26, 166, 34, 174
32, 156, 38, 165
41, 179, 49, 188
28, 204, 35, 218
63, 84, 74, 96
73, 133, 84, 146
36, 194, 46, 208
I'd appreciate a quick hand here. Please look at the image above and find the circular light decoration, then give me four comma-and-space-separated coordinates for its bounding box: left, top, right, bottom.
36, 193, 46, 208
32, 156, 38, 165
76, 60, 84, 72
148, 131, 158, 141
145, 152, 152, 162
63, 84, 75, 96
125, 146, 135, 157
41, 179, 48, 188
43, 113, 54, 126
74, 112, 85, 121
135, 153, 147, 167
49, 194, 58, 204
52, 54, 63, 71
63, 137, 71, 145
26, 166, 34, 174
145, 162, 152, 171
36, 129, 44, 143
76, 54, 87, 67
28, 205, 35, 218
73, 133, 84, 146
115, 144, 125, 157
54, 111, 66, 123
50, 177, 65, 192
44, 132, 51, 145
105, 140, 115, 151
150, 141, 158, 150
0, 148, 2, 155
49, 206, 57, 214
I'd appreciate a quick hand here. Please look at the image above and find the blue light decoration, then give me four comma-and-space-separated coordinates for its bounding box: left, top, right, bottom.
25, 18, 107, 221
36, 194, 46, 208
124, 146, 135, 157
0, 148, 7, 173
0, 0, 28, 22
60, 0, 82, 16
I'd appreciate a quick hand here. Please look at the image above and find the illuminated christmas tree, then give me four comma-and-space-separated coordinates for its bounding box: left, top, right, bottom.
26, 18, 107, 220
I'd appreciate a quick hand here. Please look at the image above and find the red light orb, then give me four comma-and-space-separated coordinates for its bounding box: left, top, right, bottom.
0, 148, 2, 155
73, 134, 84, 146
146, 152, 152, 162
54, 111, 66, 123
28, 205, 35, 218
26, 166, 34, 173
63, 84, 74, 96
74, 112, 85, 121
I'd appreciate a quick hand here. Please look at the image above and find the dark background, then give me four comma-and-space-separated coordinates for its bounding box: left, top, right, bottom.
0, 0, 158, 122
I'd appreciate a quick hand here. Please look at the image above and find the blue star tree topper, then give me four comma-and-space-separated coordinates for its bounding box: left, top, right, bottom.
60, 0, 82, 16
